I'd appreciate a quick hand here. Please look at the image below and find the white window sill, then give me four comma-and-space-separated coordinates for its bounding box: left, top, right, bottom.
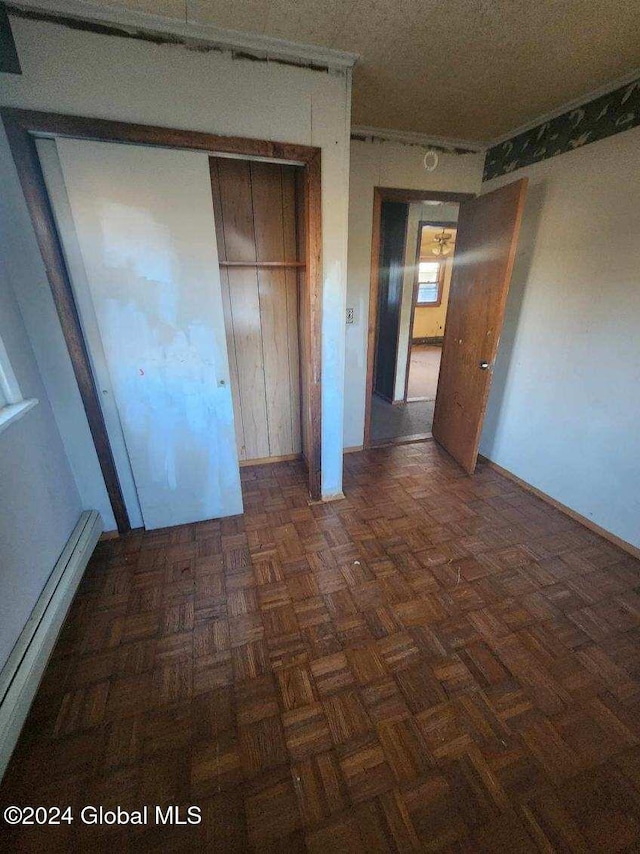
0, 399, 39, 435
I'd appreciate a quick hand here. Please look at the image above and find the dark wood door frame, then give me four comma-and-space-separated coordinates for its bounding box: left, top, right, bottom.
364, 187, 475, 448
1, 108, 324, 531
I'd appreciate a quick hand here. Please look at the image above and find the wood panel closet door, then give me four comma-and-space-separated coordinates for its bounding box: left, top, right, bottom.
210, 157, 302, 462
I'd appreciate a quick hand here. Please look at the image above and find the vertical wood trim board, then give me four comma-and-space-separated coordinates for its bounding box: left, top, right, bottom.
282, 168, 302, 453
1, 114, 131, 532
364, 188, 383, 448
303, 151, 323, 498
295, 168, 311, 468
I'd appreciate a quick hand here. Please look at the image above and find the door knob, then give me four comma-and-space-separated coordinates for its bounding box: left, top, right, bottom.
479, 361, 490, 370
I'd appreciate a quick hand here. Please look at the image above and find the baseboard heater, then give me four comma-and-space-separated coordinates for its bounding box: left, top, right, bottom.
0, 510, 102, 780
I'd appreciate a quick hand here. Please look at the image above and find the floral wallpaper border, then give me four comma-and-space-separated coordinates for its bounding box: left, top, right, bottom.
483, 77, 640, 181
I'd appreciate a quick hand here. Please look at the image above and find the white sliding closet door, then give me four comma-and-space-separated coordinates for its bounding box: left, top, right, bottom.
55, 138, 243, 529
38, 137, 144, 530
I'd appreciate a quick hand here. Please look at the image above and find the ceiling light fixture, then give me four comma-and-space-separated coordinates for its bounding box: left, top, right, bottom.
423, 149, 439, 172
431, 228, 454, 257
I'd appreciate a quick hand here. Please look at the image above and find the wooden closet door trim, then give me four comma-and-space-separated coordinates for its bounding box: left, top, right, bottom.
282, 167, 302, 454
2, 109, 319, 164
303, 151, 323, 498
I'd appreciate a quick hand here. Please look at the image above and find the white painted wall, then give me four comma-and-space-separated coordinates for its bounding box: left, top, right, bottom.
0, 260, 81, 670
481, 126, 640, 549
1, 15, 351, 507
57, 139, 243, 528
345, 139, 484, 448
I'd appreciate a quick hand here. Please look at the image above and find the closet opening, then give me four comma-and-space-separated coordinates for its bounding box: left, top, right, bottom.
209, 157, 306, 468
2, 108, 323, 531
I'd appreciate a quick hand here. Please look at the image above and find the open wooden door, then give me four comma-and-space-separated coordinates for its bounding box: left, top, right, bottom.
432, 178, 528, 473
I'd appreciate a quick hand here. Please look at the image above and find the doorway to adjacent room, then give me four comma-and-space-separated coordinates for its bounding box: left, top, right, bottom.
365, 181, 528, 476
368, 194, 462, 446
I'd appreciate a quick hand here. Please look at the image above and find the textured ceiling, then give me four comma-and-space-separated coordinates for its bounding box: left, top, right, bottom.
92, 1, 640, 141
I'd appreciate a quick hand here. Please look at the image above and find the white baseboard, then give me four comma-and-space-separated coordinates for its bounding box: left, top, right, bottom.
0, 510, 102, 780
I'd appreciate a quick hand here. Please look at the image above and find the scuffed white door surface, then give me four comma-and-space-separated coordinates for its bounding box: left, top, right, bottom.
57, 139, 243, 529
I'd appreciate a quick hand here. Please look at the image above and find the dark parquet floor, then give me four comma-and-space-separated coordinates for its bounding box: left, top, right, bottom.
3, 441, 640, 852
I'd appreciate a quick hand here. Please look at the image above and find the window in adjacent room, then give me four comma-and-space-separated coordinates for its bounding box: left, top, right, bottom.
416, 259, 444, 306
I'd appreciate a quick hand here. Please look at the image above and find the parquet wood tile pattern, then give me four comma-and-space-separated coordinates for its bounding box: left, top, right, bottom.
3, 442, 640, 852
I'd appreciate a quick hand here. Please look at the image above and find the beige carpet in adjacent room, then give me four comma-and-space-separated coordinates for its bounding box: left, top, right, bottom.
406, 344, 442, 400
